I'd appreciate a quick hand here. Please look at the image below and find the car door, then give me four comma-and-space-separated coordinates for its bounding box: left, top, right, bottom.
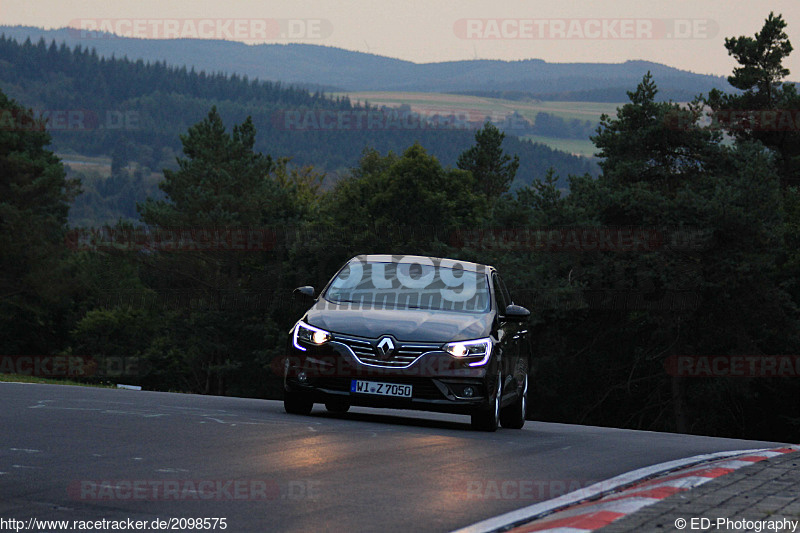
504, 277, 530, 401
492, 273, 523, 401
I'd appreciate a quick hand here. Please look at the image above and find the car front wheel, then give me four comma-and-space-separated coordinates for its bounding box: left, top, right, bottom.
284, 390, 313, 415
500, 373, 527, 429
471, 372, 501, 432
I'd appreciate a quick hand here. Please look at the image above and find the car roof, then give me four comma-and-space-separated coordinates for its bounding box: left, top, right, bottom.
350, 254, 495, 273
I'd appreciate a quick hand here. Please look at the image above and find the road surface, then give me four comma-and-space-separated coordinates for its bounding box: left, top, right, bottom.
0, 383, 786, 532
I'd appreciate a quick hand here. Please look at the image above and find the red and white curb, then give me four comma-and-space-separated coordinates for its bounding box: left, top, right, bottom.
454, 446, 800, 533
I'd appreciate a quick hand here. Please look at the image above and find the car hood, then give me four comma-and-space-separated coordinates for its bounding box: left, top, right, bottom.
304, 299, 493, 342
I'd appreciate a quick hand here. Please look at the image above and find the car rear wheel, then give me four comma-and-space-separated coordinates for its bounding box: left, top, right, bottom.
500, 373, 527, 429
284, 390, 313, 415
471, 372, 501, 432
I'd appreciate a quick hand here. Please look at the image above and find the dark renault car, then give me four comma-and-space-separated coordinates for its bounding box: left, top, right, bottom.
283, 254, 531, 431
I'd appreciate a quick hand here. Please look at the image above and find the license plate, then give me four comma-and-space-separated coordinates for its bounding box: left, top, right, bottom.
350, 380, 412, 398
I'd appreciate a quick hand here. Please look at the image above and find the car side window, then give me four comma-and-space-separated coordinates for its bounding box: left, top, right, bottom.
498, 275, 513, 305
492, 274, 508, 311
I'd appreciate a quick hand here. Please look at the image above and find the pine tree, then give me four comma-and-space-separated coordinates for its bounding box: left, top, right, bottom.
0, 89, 80, 354
136, 108, 290, 395
457, 122, 520, 210
706, 13, 800, 187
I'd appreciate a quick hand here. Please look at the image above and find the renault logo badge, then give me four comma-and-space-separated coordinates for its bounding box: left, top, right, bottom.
376, 337, 395, 360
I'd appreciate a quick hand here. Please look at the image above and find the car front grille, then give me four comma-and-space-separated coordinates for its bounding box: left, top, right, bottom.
333, 334, 440, 368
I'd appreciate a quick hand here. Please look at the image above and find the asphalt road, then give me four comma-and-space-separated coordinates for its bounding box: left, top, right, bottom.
0, 382, 787, 532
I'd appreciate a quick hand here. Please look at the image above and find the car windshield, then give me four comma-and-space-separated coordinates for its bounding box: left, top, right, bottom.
324, 261, 491, 313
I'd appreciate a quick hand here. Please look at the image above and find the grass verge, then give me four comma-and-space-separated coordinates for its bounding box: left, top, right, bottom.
0, 373, 115, 388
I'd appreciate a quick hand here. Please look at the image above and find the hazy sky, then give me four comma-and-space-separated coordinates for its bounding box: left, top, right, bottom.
2, 1, 799, 78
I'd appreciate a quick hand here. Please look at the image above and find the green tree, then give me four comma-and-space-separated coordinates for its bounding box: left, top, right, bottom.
722, 12, 792, 107
271, 157, 325, 221
139, 106, 279, 226
706, 12, 800, 187
369, 143, 488, 232
562, 74, 796, 437
457, 122, 520, 210
134, 107, 293, 395
0, 89, 80, 355
494, 74, 797, 439
324, 144, 488, 250
593, 72, 723, 199
499, 168, 568, 227
287, 144, 490, 291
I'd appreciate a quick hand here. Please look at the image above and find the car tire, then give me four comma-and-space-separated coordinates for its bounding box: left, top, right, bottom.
325, 400, 351, 413
471, 372, 501, 432
284, 390, 313, 415
500, 373, 527, 429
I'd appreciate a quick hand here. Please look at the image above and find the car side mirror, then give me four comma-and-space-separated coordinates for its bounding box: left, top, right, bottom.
293, 286, 316, 299
503, 304, 530, 322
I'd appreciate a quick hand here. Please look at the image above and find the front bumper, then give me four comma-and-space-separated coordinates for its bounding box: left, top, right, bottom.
283, 336, 496, 414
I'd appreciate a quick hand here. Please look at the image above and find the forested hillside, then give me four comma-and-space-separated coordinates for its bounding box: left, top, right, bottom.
0, 25, 740, 100
0, 35, 596, 226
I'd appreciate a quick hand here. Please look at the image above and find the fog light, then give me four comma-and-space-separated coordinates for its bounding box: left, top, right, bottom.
298, 371, 308, 384
462, 386, 474, 397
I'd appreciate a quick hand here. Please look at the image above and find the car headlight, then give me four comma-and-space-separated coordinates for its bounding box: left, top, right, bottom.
444, 337, 492, 367
292, 320, 332, 351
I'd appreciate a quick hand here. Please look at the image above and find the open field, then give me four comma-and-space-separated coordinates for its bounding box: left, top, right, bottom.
521, 135, 599, 157
56, 152, 163, 181
336, 91, 622, 157
57, 152, 112, 177
337, 91, 623, 124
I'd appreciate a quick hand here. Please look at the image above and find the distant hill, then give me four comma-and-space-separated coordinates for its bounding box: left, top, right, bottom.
0, 35, 598, 225
1, 25, 738, 101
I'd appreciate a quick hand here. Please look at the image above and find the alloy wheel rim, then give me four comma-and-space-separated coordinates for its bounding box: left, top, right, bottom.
493, 374, 501, 424
521, 374, 528, 420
